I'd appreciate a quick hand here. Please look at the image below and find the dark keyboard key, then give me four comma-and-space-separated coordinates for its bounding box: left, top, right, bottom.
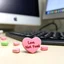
44, 32, 53, 38
36, 31, 47, 37
50, 32, 61, 39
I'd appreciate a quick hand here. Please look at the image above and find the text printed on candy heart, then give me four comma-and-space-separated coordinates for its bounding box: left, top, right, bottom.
25, 41, 40, 49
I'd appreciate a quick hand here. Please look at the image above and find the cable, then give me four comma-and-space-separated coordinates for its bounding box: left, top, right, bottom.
52, 21, 58, 31
39, 20, 58, 31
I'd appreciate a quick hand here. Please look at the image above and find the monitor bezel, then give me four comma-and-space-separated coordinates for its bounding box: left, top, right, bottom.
43, 0, 64, 20
0, 12, 40, 26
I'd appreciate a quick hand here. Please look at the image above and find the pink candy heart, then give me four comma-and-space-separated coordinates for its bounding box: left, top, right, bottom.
22, 37, 41, 53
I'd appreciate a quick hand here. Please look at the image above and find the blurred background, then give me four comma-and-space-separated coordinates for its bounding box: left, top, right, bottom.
0, 0, 64, 32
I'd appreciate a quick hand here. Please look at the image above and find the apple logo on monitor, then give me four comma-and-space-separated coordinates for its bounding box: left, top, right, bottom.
14, 17, 17, 21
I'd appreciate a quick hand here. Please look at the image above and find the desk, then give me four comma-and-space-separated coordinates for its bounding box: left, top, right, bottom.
0, 35, 64, 64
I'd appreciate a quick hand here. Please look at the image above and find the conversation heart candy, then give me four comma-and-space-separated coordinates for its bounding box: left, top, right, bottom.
1, 37, 7, 40
13, 42, 20, 46
12, 48, 20, 53
1, 41, 8, 46
40, 46, 48, 51
22, 37, 41, 53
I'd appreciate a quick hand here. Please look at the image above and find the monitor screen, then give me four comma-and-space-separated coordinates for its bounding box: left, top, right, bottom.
43, 0, 64, 20
0, 0, 41, 25
0, 0, 39, 17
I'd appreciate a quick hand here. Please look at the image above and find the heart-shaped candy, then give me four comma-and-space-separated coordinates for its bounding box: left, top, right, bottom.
22, 37, 41, 53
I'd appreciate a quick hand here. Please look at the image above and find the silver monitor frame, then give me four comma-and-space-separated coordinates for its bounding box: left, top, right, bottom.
43, 0, 64, 20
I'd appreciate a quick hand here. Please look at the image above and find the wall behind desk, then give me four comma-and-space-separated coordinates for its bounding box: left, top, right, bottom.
0, 24, 15, 31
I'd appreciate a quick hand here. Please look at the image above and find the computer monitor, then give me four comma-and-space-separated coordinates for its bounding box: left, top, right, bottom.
0, 0, 41, 25
43, 0, 64, 20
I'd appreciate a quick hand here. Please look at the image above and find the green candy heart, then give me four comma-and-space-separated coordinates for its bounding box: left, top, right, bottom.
1, 41, 8, 46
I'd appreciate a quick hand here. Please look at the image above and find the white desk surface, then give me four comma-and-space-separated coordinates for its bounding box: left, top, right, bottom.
0, 35, 64, 64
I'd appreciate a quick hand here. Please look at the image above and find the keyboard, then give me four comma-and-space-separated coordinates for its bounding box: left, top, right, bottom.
6, 31, 64, 46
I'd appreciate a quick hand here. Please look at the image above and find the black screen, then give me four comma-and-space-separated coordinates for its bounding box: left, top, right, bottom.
0, 0, 39, 17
